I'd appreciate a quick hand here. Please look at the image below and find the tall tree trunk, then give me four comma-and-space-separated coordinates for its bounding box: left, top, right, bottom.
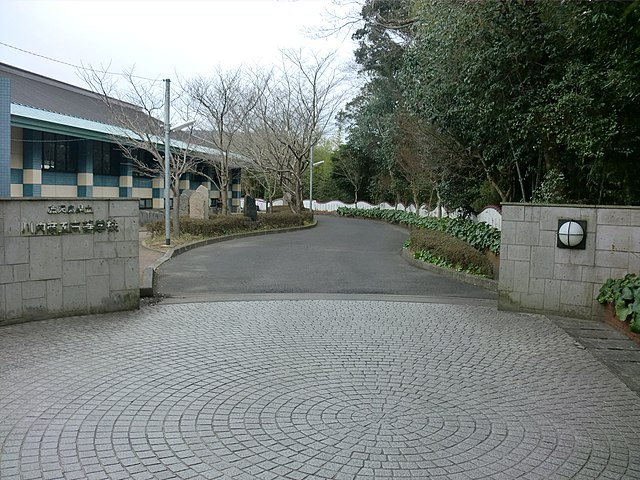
412, 188, 419, 211
509, 134, 527, 202
220, 169, 229, 215
476, 153, 508, 203
427, 189, 434, 212
515, 160, 526, 202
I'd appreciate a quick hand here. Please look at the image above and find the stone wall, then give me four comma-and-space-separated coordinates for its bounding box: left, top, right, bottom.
0, 199, 139, 325
498, 203, 640, 319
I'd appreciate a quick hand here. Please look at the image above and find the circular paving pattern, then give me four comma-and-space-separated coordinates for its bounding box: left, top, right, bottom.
0, 300, 639, 479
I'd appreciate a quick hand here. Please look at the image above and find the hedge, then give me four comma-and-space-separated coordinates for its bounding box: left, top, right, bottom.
146, 211, 313, 238
407, 229, 494, 277
336, 207, 500, 254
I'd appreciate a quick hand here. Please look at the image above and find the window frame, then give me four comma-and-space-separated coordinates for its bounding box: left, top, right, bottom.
42, 132, 78, 172
93, 141, 122, 176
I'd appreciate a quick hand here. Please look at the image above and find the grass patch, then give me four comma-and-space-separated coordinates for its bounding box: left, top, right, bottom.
144, 233, 207, 249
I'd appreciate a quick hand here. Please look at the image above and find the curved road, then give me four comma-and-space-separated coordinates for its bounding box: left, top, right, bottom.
157, 215, 496, 299
2, 218, 639, 479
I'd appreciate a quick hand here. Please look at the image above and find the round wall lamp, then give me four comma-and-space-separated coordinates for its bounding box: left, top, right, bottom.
557, 219, 587, 249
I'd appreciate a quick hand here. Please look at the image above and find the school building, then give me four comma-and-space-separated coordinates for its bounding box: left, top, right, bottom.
0, 63, 241, 210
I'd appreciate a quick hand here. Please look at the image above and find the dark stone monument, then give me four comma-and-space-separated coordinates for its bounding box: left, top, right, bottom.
244, 196, 257, 221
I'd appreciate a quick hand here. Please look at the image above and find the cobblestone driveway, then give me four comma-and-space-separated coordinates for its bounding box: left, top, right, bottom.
1, 301, 639, 479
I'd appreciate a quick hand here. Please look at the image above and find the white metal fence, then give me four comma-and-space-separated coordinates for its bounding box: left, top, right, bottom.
247, 198, 502, 230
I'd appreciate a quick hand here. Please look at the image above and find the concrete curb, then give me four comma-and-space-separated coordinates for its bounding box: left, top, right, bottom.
401, 248, 498, 292
140, 221, 318, 297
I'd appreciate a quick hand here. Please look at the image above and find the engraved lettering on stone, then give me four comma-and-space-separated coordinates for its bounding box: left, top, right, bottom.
106, 219, 119, 232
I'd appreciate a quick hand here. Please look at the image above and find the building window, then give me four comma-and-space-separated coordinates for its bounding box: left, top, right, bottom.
93, 142, 122, 176
42, 133, 78, 172
139, 198, 153, 209
132, 149, 156, 177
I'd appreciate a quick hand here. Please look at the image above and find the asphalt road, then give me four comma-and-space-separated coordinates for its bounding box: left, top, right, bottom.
156, 215, 496, 299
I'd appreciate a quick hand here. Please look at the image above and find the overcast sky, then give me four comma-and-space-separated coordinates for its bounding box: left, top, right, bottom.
0, 0, 360, 90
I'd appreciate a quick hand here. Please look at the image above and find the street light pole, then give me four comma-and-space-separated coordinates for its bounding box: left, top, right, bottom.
163, 78, 195, 247
309, 146, 313, 212
164, 79, 171, 246
309, 149, 325, 213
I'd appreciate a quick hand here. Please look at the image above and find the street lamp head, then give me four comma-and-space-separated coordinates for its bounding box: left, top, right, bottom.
170, 119, 196, 132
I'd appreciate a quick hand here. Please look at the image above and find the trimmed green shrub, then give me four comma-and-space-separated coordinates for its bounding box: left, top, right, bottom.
257, 211, 313, 228
146, 212, 312, 238
407, 229, 493, 277
181, 216, 258, 237
337, 207, 501, 254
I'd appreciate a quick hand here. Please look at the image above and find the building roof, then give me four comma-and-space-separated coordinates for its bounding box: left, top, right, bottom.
10, 104, 122, 140
0, 62, 138, 125
1, 63, 247, 167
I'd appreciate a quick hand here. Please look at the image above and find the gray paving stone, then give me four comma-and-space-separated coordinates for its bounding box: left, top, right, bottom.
0, 301, 639, 479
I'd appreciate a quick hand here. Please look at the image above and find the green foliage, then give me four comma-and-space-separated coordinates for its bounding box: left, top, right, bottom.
344, 0, 640, 206
330, 144, 372, 203
177, 217, 258, 237
407, 229, 493, 277
472, 181, 503, 213
257, 211, 312, 228
532, 169, 568, 204
597, 274, 640, 333
336, 207, 501, 254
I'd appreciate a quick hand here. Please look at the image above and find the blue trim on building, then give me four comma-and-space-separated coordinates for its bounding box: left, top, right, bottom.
0, 78, 9, 197
77, 185, 93, 198
133, 177, 152, 188
10, 168, 23, 184
119, 161, 132, 177
152, 187, 162, 198
77, 140, 92, 174
119, 186, 132, 198
42, 171, 77, 185
22, 129, 42, 170
94, 175, 119, 187
23, 184, 41, 197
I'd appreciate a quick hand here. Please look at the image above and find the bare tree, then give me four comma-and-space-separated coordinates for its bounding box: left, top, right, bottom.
332, 145, 366, 204
186, 67, 267, 215
82, 67, 204, 236
257, 50, 345, 213
234, 123, 284, 213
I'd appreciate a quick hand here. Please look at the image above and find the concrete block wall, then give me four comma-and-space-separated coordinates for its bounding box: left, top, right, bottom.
498, 203, 640, 319
0, 199, 139, 325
